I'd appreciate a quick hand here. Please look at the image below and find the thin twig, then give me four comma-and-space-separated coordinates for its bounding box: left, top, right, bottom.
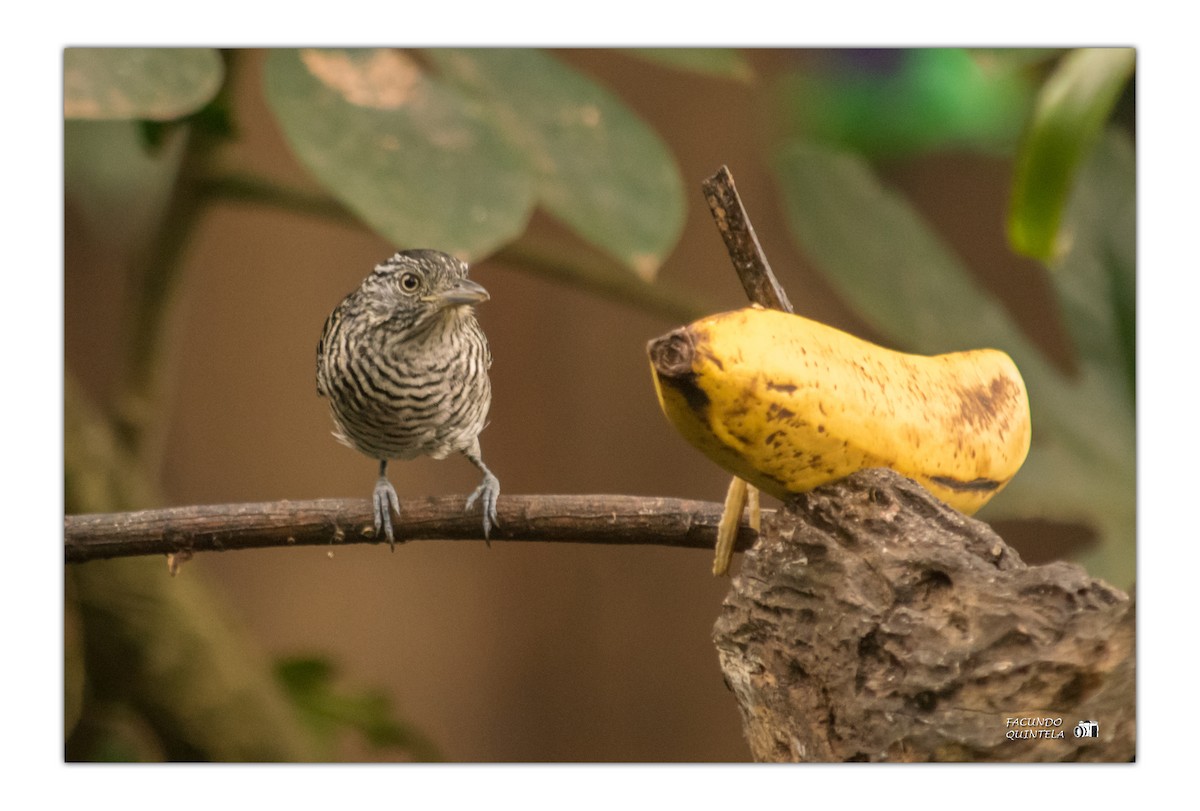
493, 240, 712, 324
195, 171, 362, 227
701, 165, 794, 314
65, 495, 768, 564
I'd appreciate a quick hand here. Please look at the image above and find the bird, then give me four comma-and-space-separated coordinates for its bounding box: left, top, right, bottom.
316, 249, 500, 549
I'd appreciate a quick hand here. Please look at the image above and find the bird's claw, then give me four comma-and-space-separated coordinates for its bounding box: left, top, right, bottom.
465, 472, 501, 545
373, 476, 401, 551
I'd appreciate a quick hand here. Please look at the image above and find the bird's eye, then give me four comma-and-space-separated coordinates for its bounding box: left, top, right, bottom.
399, 272, 421, 292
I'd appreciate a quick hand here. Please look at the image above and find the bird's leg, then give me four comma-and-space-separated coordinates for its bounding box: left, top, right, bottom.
462, 440, 500, 544
373, 459, 401, 551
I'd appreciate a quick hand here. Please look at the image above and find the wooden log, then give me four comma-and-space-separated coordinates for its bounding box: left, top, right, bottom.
712, 468, 1135, 762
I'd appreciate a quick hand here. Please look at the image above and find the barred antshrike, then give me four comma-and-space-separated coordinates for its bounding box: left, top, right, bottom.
317, 249, 499, 548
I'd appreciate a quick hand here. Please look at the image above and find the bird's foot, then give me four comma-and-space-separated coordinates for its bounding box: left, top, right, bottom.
465, 471, 500, 544
373, 476, 401, 551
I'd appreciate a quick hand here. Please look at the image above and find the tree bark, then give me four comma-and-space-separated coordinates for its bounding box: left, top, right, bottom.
713, 468, 1135, 762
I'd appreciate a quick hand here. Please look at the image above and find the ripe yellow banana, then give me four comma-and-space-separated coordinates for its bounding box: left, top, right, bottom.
647, 306, 1032, 516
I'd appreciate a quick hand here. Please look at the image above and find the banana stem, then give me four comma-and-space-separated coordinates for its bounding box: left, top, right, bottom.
714, 477, 750, 576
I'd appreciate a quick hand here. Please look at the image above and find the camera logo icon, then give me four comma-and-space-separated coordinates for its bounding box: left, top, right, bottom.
1074, 720, 1099, 738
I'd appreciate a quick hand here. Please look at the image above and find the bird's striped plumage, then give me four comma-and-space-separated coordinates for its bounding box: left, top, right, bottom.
316, 249, 499, 543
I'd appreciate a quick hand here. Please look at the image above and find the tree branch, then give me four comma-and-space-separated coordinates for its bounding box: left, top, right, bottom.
65, 495, 765, 564
195, 171, 361, 228
493, 238, 712, 324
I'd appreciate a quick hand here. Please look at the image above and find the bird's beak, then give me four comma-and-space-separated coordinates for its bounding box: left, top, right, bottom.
430, 278, 490, 309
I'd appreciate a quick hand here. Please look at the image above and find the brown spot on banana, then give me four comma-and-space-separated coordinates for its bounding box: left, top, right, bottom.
955, 375, 1023, 430
929, 475, 1004, 493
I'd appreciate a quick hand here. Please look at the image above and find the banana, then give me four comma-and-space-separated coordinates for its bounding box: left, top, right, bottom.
647, 306, 1031, 516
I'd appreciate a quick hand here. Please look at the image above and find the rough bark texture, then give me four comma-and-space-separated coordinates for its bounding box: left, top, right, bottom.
713, 468, 1135, 762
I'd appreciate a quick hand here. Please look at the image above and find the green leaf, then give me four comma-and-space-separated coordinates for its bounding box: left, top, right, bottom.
261, 48, 686, 283
275, 656, 335, 692
1007, 48, 1135, 261
427, 48, 686, 279
276, 655, 441, 761
263, 48, 536, 260
64, 48, 224, 120
624, 48, 755, 82
773, 140, 1135, 587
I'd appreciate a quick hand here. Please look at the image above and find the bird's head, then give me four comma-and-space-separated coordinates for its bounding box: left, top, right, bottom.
362, 249, 489, 326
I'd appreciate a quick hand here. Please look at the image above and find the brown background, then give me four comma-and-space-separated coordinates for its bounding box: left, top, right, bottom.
65, 49, 1075, 761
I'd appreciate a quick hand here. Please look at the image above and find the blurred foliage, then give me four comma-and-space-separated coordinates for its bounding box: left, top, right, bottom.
66, 556, 319, 762
770, 48, 1135, 586
63, 47, 1137, 762
64, 48, 224, 121
1008, 48, 1136, 261
64, 119, 188, 252
773, 49, 1037, 159
276, 656, 442, 761
263, 48, 535, 262
264, 48, 685, 279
